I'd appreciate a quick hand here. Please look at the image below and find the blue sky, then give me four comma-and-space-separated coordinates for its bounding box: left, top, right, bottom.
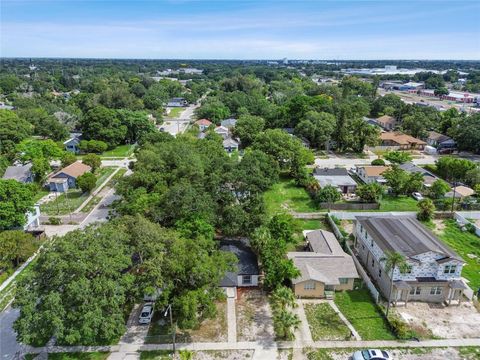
1, 0, 479, 59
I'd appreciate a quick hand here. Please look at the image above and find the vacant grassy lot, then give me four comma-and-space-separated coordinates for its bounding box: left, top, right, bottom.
334, 289, 395, 340
101, 144, 136, 158
146, 301, 227, 343
435, 220, 480, 290
140, 351, 172, 360
168, 107, 185, 118
304, 303, 351, 340
264, 176, 318, 216
378, 195, 418, 211
41, 167, 116, 215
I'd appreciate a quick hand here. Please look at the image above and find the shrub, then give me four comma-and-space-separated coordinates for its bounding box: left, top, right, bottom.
388, 314, 416, 339
371, 158, 385, 166
77, 172, 97, 193
82, 153, 101, 173
315, 185, 341, 204
384, 151, 412, 164
48, 217, 61, 225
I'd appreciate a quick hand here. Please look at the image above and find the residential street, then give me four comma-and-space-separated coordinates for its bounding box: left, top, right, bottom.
158, 103, 198, 136
0, 307, 23, 359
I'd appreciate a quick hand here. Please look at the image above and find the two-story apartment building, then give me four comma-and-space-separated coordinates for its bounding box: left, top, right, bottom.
354, 216, 466, 306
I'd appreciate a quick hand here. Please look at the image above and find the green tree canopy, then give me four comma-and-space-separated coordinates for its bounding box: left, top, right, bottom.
233, 115, 265, 147
0, 180, 35, 230
77, 172, 97, 193
80, 106, 127, 148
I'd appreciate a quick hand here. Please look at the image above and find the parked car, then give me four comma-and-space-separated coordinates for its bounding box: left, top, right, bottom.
352, 349, 391, 360
412, 192, 424, 201
139, 302, 154, 324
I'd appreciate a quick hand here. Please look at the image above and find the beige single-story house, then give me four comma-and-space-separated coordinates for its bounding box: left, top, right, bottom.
288, 229, 358, 298
375, 115, 397, 131
445, 186, 475, 199
378, 132, 426, 151
357, 166, 388, 184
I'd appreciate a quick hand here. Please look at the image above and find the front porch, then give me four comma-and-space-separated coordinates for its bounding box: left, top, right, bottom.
392, 279, 467, 307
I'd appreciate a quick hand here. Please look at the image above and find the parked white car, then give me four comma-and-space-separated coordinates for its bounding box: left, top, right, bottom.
412, 192, 424, 201
139, 302, 154, 324
352, 349, 391, 360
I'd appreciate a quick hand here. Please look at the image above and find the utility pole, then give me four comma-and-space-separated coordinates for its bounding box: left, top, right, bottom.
451, 182, 457, 214
165, 304, 176, 359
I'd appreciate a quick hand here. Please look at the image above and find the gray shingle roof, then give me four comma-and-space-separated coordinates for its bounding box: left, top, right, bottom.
356, 216, 463, 262
288, 229, 358, 285
287, 254, 358, 285
2, 163, 32, 182
305, 229, 344, 255
220, 240, 259, 287
314, 167, 349, 176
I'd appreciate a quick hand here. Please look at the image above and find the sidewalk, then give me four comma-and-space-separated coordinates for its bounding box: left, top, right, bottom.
75, 167, 120, 213
23, 337, 480, 356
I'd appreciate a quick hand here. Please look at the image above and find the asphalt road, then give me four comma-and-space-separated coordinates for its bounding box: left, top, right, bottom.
0, 306, 23, 358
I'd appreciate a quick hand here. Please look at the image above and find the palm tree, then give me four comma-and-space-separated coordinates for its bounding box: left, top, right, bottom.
274, 309, 301, 340
381, 251, 409, 318
417, 198, 435, 222
271, 286, 297, 310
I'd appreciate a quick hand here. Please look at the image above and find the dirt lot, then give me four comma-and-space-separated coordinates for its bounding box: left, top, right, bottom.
396, 301, 480, 339
235, 288, 275, 342
325, 347, 480, 360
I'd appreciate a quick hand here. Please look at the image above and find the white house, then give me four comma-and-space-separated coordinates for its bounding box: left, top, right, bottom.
355, 216, 466, 305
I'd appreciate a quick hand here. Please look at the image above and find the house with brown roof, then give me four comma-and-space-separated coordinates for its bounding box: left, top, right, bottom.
378, 132, 426, 150
287, 229, 358, 298
445, 186, 475, 199
194, 119, 212, 131
375, 115, 397, 131
354, 216, 466, 305
357, 166, 388, 184
48, 161, 91, 192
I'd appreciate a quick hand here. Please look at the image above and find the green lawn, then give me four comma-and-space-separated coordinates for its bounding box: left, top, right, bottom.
41, 167, 116, 215
264, 176, 318, 216
32, 188, 50, 203
101, 144, 136, 158
296, 218, 329, 231
140, 351, 172, 360
436, 220, 480, 290
168, 107, 185, 118
304, 303, 351, 340
334, 289, 395, 340
378, 195, 419, 211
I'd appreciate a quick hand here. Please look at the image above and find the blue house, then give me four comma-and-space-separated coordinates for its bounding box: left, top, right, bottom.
48, 161, 91, 192
63, 133, 82, 154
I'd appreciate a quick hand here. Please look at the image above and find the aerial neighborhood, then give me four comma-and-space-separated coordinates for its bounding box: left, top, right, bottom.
0, 58, 480, 360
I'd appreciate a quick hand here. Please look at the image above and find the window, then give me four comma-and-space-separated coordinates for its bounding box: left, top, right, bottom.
362, 244, 365, 250
378, 268, 382, 278
371, 259, 375, 268
444, 265, 457, 274
410, 286, 421, 295
371, 238, 374, 247
242, 275, 252, 285
430, 286, 442, 295
304, 282, 316, 290
339, 278, 349, 284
